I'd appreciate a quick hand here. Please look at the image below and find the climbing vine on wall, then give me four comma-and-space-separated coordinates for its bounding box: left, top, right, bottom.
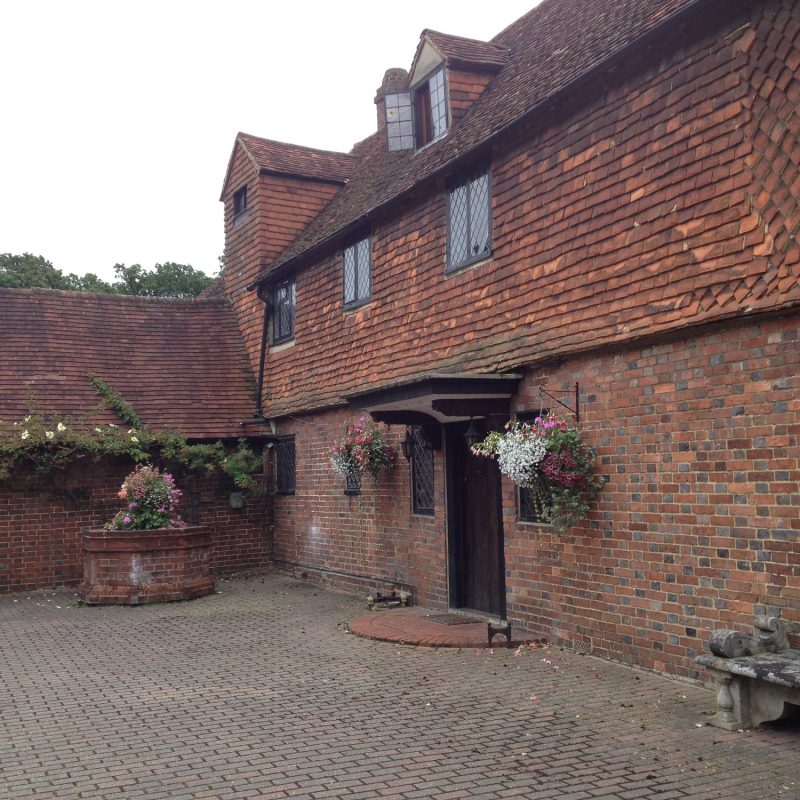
0, 378, 265, 493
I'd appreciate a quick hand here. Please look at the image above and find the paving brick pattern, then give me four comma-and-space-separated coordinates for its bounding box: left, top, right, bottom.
1, 573, 798, 800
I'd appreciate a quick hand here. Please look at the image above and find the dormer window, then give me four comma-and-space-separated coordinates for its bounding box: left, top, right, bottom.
233, 186, 248, 223
414, 67, 448, 148
384, 66, 448, 152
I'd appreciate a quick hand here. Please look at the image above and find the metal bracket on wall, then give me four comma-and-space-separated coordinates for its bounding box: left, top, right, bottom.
539, 382, 579, 422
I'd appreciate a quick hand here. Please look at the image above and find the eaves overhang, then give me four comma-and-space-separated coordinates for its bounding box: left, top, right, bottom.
344, 372, 522, 426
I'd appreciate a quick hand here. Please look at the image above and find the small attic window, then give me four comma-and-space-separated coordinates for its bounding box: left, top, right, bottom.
233, 186, 248, 219
415, 67, 448, 148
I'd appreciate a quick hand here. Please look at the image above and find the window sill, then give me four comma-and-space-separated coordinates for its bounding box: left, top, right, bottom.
414, 130, 448, 155
445, 253, 492, 278
270, 338, 295, 353
343, 299, 371, 314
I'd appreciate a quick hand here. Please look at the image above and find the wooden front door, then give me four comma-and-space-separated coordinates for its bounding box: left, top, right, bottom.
446, 423, 506, 617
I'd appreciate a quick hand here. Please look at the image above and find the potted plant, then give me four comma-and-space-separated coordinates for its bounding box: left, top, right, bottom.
79, 464, 215, 604
330, 416, 396, 482
472, 414, 603, 534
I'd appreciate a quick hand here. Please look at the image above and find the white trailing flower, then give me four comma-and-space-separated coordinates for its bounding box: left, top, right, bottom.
330, 452, 351, 478
496, 429, 547, 486
45, 431, 55, 440
56, 422, 66, 432
20, 429, 30, 440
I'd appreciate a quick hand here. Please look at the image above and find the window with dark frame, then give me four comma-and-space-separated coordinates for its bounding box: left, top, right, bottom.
343, 236, 371, 308
415, 67, 448, 148
275, 438, 296, 495
344, 471, 361, 496
233, 186, 247, 218
517, 411, 546, 523
273, 278, 295, 344
410, 426, 434, 515
447, 169, 491, 272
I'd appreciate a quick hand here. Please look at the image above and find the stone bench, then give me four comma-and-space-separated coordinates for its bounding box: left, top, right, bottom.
696, 616, 800, 730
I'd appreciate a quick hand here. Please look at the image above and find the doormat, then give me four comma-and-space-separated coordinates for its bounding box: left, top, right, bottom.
425, 613, 484, 626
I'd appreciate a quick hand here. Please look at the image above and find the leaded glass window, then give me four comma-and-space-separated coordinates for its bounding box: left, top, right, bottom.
428, 68, 447, 141
410, 426, 434, 515
385, 92, 414, 151
343, 236, 371, 308
273, 278, 295, 344
275, 438, 296, 495
344, 471, 361, 496
447, 170, 491, 271
518, 484, 542, 523
414, 67, 448, 148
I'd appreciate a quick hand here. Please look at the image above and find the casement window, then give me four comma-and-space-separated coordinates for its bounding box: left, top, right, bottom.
273, 278, 295, 344
415, 67, 448, 148
385, 92, 415, 152
344, 471, 361, 496
233, 186, 247, 218
410, 426, 434, 515
384, 66, 448, 152
447, 169, 491, 272
518, 483, 542, 523
343, 236, 371, 308
275, 438, 296, 495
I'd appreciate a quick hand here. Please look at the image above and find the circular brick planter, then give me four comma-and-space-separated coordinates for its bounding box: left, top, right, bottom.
79, 526, 215, 605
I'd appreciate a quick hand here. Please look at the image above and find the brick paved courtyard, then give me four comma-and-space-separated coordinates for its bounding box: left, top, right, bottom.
1, 573, 798, 800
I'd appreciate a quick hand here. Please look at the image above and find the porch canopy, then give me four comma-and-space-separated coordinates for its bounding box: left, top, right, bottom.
344, 373, 521, 445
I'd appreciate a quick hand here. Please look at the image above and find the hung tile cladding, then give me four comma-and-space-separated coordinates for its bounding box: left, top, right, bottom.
214, 0, 800, 679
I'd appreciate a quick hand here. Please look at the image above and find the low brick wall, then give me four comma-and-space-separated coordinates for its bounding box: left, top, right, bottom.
0, 456, 270, 593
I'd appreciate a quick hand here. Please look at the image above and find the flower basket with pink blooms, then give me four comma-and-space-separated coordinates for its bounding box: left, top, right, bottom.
330, 417, 396, 482
471, 413, 602, 534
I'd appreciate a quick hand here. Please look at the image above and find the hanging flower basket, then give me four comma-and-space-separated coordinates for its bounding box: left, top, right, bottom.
472, 414, 603, 534
330, 417, 396, 482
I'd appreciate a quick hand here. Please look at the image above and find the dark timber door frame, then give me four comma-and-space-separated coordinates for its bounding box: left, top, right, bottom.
445, 420, 506, 618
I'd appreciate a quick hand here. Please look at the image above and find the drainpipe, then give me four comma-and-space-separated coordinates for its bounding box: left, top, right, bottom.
255, 286, 270, 419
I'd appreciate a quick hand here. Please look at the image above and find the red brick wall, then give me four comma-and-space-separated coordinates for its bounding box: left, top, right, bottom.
0, 457, 270, 593
504, 311, 800, 679
271, 409, 448, 607
262, 1, 800, 418
269, 312, 799, 678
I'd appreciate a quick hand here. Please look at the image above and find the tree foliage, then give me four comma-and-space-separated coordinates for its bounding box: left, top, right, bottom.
111, 262, 213, 298
0, 253, 213, 298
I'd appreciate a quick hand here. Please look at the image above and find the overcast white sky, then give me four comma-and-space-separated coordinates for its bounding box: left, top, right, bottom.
1, 1, 538, 282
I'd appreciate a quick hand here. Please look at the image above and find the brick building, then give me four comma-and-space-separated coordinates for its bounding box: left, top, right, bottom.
218, 0, 799, 679
1, 0, 798, 681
